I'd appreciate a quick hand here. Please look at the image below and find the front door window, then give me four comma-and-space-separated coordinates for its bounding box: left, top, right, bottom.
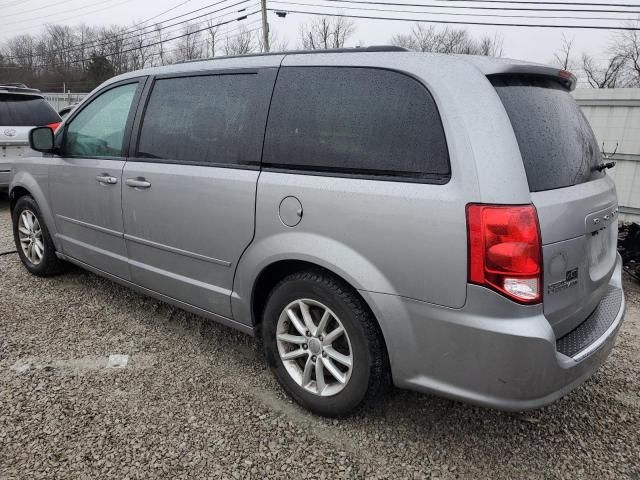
64, 83, 137, 157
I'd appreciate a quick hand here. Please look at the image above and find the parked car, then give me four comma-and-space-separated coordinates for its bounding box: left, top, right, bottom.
10, 48, 625, 416
0, 84, 61, 190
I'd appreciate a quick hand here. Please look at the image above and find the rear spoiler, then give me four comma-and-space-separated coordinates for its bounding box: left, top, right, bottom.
487, 64, 577, 91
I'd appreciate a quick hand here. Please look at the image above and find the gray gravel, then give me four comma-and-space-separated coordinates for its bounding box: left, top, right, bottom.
0, 192, 14, 253
0, 195, 639, 479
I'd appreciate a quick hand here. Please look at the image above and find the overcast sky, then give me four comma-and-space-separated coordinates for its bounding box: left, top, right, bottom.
2, 0, 635, 65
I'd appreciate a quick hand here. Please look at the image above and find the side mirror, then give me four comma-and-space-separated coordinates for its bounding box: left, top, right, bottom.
29, 126, 55, 153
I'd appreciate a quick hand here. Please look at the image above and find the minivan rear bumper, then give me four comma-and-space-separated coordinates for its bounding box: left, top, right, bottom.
361, 253, 625, 411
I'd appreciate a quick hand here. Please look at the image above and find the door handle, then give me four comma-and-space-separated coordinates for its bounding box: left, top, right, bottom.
126, 177, 151, 189
96, 174, 118, 185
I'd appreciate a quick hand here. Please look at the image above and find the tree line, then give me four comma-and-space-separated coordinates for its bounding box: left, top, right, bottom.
552, 27, 640, 88
0, 20, 275, 92
0, 15, 506, 92
2, 14, 635, 92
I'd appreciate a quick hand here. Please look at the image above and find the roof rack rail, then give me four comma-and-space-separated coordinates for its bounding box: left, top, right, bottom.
178, 45, 409, 64
0, 83, 41, 94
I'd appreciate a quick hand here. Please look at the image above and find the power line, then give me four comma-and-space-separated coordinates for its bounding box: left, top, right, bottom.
2, 0, 90, 19
5, 0, 135, 26
415, 0, 640, 7
0, 21, 262, 72
2, 0, 221, 34
2, 0, 192, 34
3, 0, 254, 60
82, 0, 255, 54
129, 0, 195, 27
1, 0, 137, 34
316, 0, 640, 14
8, 9, 261, 69
2, 23, 262, 89
272, 0, 640, 21
270, 7, 640, 29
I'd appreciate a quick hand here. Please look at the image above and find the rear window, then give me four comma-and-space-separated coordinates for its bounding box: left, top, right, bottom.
491, 75, 603, 192
263, 67, 450, 182
0, 94, 60, 126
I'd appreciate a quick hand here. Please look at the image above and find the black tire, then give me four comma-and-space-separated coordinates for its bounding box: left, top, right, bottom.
262, 269, 388, 417
12, 195, 66, 277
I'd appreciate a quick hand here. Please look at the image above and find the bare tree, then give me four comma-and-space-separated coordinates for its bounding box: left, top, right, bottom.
390, 24, 502, 56
553, 34, 575, 70
75, 24, 96, 72
46, 25, 77, 72
439, 28, 476, 54
173, 23, 203, 62
615, 26, 640, 86
154, 23, 166, 66
332, 16, 355, 49
222, 26, 255, 56
130, 31, 153, 70
258, 27, 288, 53
5, 34, 37, 69
299, 16, 355, 50
477, 32, 504, 57
98, 26, 129, 75
582, 53, 627, 88
205, 19, 220, 57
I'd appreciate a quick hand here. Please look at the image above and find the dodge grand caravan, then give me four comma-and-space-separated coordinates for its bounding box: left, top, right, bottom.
10, 48, 625, 416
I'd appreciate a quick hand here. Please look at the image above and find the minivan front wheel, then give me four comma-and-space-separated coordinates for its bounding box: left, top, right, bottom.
12, 195, 66, 276
262, 270, 388, 417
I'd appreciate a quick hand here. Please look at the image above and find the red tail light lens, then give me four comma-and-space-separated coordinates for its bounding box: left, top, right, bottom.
46, 122, 61, 132
467, 204, 542, 304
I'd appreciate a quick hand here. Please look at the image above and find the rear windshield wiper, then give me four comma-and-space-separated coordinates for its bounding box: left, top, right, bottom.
595, 142, 618, 172
592, 161, 616, 172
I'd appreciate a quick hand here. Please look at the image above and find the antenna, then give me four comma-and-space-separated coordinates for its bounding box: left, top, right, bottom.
602, 141, 619, 159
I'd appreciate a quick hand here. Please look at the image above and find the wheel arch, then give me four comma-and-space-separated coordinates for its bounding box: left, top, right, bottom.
247, 259, 392, 375
9, 174, 60, 251
9, 185, 31, 212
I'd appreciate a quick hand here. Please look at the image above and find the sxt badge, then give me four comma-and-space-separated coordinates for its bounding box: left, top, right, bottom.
548, 268, 578, 294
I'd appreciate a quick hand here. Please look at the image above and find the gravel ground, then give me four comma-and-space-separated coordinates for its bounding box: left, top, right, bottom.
0, 192, 14, 253
0, 195, 639, 479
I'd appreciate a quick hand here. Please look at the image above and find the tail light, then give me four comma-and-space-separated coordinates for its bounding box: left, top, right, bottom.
466, 204, 542, 304
46, 122, 61, 132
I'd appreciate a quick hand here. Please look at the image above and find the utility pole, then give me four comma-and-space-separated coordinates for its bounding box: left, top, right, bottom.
261, 0, 270, 53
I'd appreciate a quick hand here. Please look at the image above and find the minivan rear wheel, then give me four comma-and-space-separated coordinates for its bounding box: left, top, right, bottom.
12, 195, 66, 276
262, 270, 388, 417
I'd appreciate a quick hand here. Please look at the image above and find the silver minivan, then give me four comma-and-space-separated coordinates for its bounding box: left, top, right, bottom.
10, 48, 625, 416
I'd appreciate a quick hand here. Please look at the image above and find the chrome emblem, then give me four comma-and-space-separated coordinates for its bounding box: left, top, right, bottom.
3, 128, 17, 137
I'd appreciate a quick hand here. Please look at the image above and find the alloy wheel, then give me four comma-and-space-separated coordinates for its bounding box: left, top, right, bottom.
18, 210, 44, 265
276, 299, 353, 397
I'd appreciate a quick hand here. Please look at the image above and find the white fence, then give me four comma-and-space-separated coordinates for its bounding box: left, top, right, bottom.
42, 92, 88, 112
574, 88, 640, 222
